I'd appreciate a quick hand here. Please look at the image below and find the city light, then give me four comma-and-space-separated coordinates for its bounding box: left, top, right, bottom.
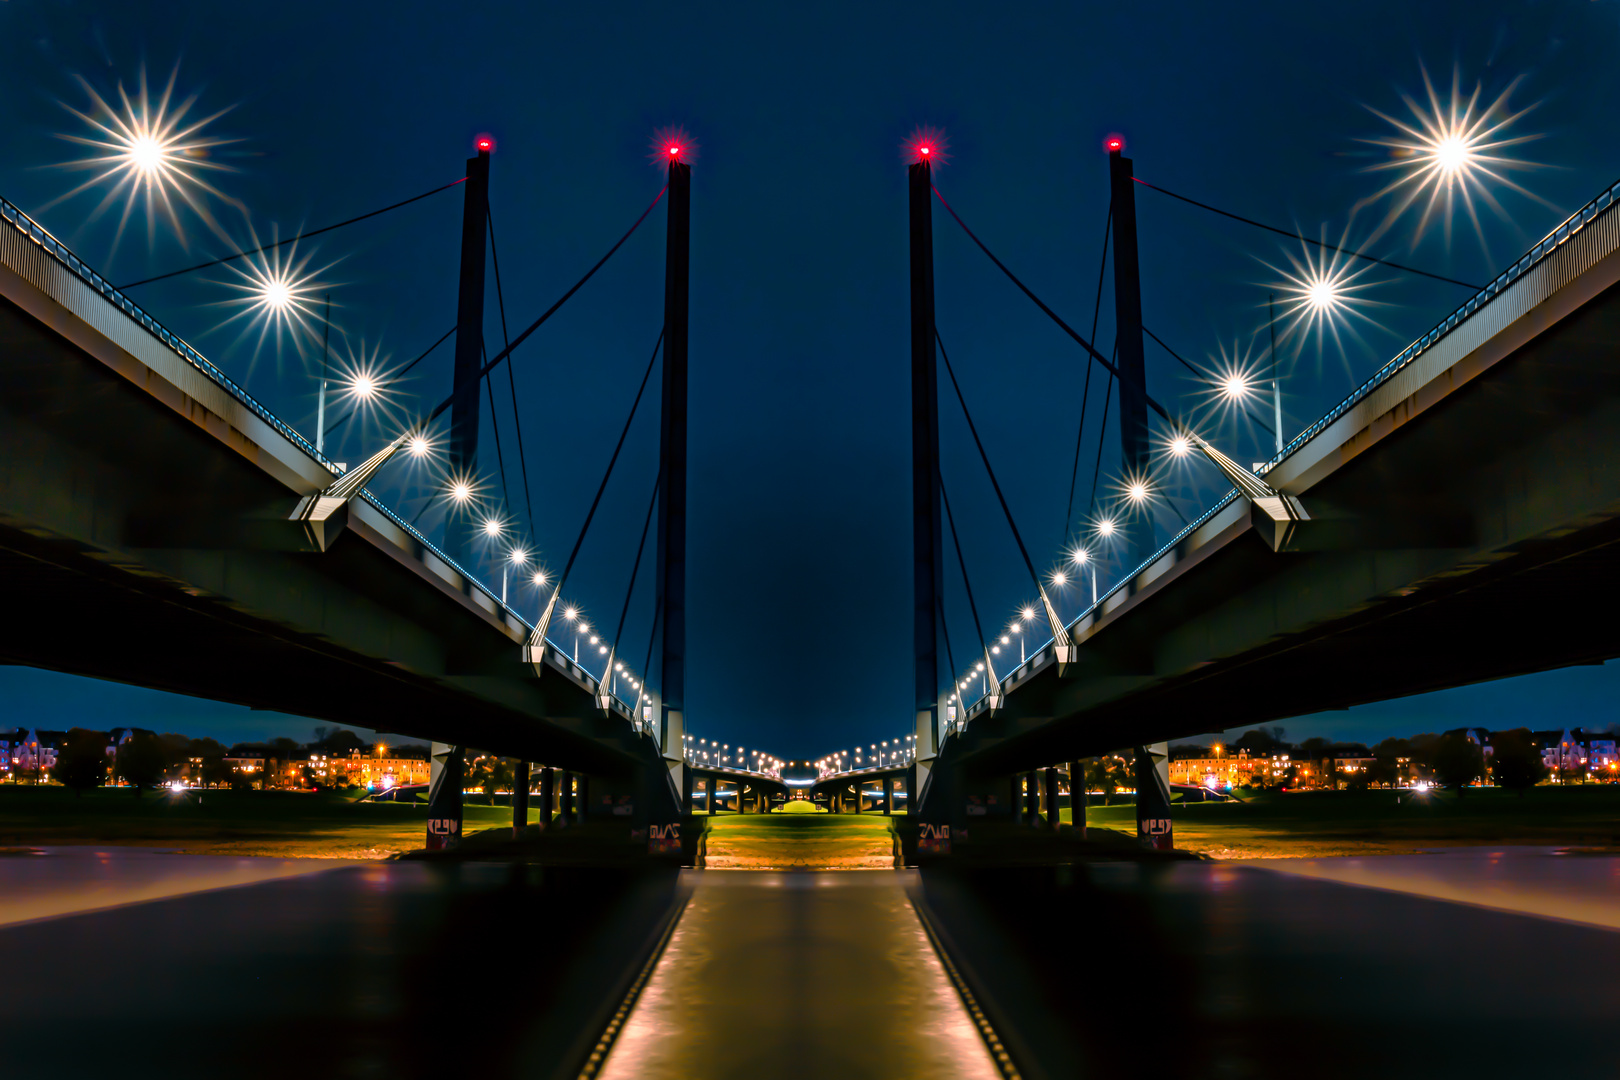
1096, 517, 1116, 538
407, 434, 432, 457
481, 517, 503, 538
1070, 546, 1090, 565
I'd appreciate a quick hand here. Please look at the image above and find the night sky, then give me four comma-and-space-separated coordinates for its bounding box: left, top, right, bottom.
2, 0, 1618, 755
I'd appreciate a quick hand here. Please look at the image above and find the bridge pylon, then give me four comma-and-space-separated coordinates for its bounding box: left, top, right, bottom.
1108, 142, 1152, 569
908, 155, 948, 807
445, 141, 491, 565
656, 155, 691, 801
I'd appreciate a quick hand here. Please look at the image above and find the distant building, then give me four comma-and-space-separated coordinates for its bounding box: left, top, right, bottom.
346, 746, 430, 789
9, 729, 67, 778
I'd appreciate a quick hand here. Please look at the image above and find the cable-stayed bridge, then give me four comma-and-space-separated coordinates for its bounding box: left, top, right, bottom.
7, 127, 1620, 859
834, 146, 1620, 853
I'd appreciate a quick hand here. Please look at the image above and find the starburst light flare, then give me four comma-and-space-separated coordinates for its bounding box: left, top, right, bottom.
1358, 65, 1548, 255
50, 64, 242, 254
211, 227, 336, 364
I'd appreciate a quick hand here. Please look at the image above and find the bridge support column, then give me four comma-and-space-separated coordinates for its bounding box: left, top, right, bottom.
1024, 770, 1037, 825
512, 760, 530, 838
575, 774, 589, 824
855, 784, 865, 814
445, 141, 491, 565
1044, 766, 1059, 831
909, 154, 946, 814
538, 765, 555, 830
1009, 774, 1020, 822
559, 769, 574, 826
1109, 142, 1152, 569
655, 155, 691, 808
883, 778, 894, 815
426, 743, 464, 851
1069, 760, 1086, 838
1135, 743, 1173, 851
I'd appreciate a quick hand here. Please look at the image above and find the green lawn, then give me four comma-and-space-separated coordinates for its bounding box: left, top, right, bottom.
703, 811, 897, 868
1060, 786, 1620, 858
0, 785, 521, 858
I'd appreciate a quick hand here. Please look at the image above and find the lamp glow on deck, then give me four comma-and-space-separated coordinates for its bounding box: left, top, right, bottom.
1358, 64, 1546, 253
481, 518, 503, 538
51, 63, 240, 253
1170, 435, 1192, 457
531, 569, 548, 586
1070, 546, 1091, 565
1096, 517, 1117, 537
1049, 570, 1069, 587
508, 548, 528, 565
407, 434, 431, 457
449, 480, 474, 503
1021, 606, 1037, 622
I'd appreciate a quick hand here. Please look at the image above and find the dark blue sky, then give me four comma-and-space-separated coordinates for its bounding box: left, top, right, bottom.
2, 0, 1618, 754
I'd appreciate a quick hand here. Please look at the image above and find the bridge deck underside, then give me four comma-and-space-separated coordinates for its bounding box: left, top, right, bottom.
0, 275, 649, 779
952, 262, 1620, 777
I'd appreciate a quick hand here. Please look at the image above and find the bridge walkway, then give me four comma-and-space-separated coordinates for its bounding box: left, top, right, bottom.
598, 870, 1001, 1079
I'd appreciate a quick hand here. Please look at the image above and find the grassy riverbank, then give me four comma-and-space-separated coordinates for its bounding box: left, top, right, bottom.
703, 811, 896, 869
0, 785, 520, 858
1071, 786, 1620, 858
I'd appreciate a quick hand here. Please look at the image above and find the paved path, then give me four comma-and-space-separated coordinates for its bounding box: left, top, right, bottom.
599, 870, 999, 1080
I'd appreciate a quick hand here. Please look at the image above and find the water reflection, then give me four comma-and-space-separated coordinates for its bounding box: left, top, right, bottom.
914, 854, 1620, 1078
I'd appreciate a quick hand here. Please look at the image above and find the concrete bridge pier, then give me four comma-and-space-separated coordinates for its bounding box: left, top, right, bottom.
425, 743, 464, 851
1023, 770, 1037, 825
1043, 767, 1059, 831
559, 769, 575, 826
1135, 742, 1173, 851
538, 766, 555, 830
575, 774, 590, 825
1069, 760, 1086, 839
512, 760, 530, 838
883, 779, 894, 816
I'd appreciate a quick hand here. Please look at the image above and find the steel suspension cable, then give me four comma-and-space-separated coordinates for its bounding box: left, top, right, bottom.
548, 328, 665, 596
937, 474, 992, 690
481, 343, 514, 517
1130, 177, 1482, 290
322, 324, 456, 443
936, 591, 959, 716
488, 205, 536, 537
608, 467, 662, 680
1087, 371, 1114, 517
935, 328, 1051, 600
472, 186, 667, 385
1141, 326, 1274, 437
1065, 201, 1111, 548
932, 186, 1174, 425
119, 177, 469, 289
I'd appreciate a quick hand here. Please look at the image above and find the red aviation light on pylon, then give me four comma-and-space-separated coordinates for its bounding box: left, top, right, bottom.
650, 126, 698, 167
904, 125, 950, 166
1105, 135, 1125, 153
475, 134, 495, 152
